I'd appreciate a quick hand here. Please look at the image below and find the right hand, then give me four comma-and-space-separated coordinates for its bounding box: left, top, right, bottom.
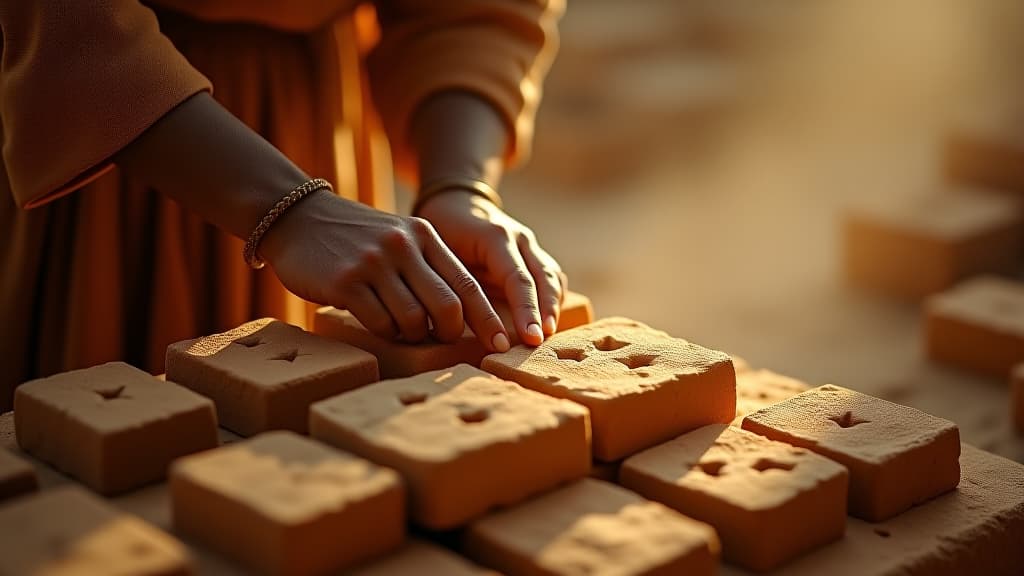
258, 189, 511, 352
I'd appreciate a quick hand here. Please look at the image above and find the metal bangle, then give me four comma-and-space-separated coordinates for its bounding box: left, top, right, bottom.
412, 176, 503, 217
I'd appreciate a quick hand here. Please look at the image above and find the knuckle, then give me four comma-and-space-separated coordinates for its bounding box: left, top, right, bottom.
381, 229, 415, 254
357, 247, 386, 268
407, 216, 434, 238
452, 273, 481, 296
401, 305, 428, 328
509, 270, 535, 289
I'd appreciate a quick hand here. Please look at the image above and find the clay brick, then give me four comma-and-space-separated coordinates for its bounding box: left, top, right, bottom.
732, 369, 810, 426
720, 444, 1024, 576
313, 290, 594, 379
843, 191, 1021, 299
170, 430, 403, 576
1012, 364, 1024, 434
945, 125, 1024, 192
925, 276, 1024, 378
0, 485, 192, 575
481, 317, 736, 462
14, 362, 218, 495
464, 478, 720, 576
309, 364, 591, 529
742, 384, 960, 521
0, 448, 36, 502
349, 540, 495, 576
166, 318, 378, 436
621, 424, 848, 571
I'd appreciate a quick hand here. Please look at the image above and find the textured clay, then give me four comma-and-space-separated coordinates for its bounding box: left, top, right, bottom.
0, 486, 192, 575
170, 431, 404, 576
348, 540, 495, 576
166, 318, 379, 436
621, 424, 848, 571
313, 291, 594, 378
732, 369, 810, 426
464, 478, 720, 576
742, 384, 960, 521
310, 364, 591, 529
0, 448, 37, 502
925, 276, 1024, 378
720, 444, 1024, 576
481, 317, 736, 462
14, 362, 218, 495
843, 191, 1022, 299
1012, 364, 1024, 434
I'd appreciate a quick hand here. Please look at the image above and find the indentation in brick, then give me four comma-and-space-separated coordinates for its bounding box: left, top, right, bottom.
555, 348, 587, 362
830, 410, 870, 428
693, 460, 727, 477
269, 349, 306, 363
234, 334, 264, 348
94, 385, 126, 401
751, 458, 795, 473
616, 353, 658, 370
458, 407, 490, 424
398, 391, 428, 406
593, 335, 629, 351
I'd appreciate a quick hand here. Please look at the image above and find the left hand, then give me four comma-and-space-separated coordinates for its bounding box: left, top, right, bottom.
417, 189, 568, 347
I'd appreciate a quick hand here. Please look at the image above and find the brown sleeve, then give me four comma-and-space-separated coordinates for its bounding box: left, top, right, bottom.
0, 0, 212, 209
367, 0, 564, 182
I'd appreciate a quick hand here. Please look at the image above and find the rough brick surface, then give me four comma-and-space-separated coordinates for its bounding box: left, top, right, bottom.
1012, 364, 1024, 434
310, 364, 591, 529
742, 385, 960, 521
843, 191, 1021, 299
721, 444, 1024, 576
170, 431, 403, 576
313, 291, 594, 379
166, 318, 379, 436
621, 424, 848, 571
0, 486, 192, 575
482, 317, 736, 461
925, 276, 1024, 378
464, 478, 720, 576
14, 362, 217, 495
732, 369, 810, 426
0, 448, 37, 502
349, 540, 495, 576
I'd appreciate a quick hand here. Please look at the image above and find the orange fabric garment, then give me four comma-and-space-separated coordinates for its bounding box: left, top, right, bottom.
0, 0, 562, 410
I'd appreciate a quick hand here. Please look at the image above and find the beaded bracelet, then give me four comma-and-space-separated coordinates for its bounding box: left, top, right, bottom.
243, 177, 333, 269
412, 176, 503, 217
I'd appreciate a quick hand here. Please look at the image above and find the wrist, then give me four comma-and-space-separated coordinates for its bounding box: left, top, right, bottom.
413, 177, 502, 217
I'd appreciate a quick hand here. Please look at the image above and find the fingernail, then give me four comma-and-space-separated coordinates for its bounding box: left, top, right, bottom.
543, 315, 557, 335
492, 332, 511, 353
526, 323, 544, 344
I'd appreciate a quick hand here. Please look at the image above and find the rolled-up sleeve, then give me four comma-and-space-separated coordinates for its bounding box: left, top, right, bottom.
367, 0, 564, 181
0, 0, 211, 208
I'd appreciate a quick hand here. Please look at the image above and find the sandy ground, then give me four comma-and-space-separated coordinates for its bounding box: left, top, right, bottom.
470, 0, 1024, 462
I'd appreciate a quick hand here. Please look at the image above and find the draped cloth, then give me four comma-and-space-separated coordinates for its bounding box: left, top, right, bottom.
0, 0, 562, 410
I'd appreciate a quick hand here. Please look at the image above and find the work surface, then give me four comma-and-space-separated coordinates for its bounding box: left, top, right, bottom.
3, 413, 1024, 575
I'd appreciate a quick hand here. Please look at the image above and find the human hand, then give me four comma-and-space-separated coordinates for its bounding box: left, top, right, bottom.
258, 189, 511, 352
416, 190, 567, 347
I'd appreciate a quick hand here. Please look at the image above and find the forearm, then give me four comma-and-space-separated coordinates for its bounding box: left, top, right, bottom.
114, 92, 309, 239
411, 91, 510, 189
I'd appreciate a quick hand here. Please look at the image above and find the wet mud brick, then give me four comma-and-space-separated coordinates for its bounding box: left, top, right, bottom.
742, 384, 960, 521
843, 191, 1021, 299
925, 276, 1024, 378
14, 361, 217, 495
170, 431, 403, 576
732, 369, 809, 426
464, 478, 720, 576
1012, 364, 1024, 434
166, 318, 378, 436
310, 364, 590, 530
349, 540, 495, 576
721, 444, 1024, 576
481, 317, 736, 462
621, 424, 847, 572
312, 290, 594, 379
0, 485, 193, 575
0, 448, 37, 502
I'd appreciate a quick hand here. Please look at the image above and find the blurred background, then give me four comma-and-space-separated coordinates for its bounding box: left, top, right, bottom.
416, 1, 1024, 460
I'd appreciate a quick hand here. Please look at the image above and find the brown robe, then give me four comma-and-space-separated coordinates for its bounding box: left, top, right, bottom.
0, 0, 562, 410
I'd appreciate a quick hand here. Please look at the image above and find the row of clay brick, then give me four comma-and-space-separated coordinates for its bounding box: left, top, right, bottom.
924, 275, 1024, 433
